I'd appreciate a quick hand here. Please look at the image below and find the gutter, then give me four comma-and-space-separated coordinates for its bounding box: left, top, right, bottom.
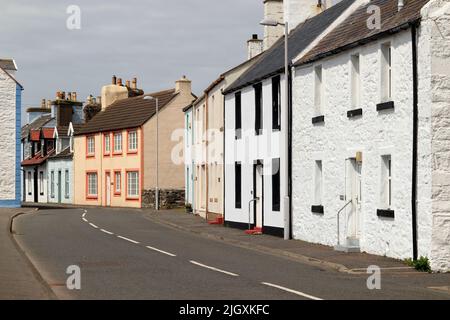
411, 22, 419, 261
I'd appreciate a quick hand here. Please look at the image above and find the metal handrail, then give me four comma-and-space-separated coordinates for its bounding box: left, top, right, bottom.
337, 199, 353, 246
248, 198, 259, 231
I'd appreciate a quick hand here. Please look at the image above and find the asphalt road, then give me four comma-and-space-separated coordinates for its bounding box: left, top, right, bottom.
13, 208, 450, 300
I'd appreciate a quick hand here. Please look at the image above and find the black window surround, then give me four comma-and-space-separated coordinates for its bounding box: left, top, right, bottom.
377, 209, 395, 218
377, 101, 395, 111
235, 162, 242, 209
272, 76, 281, 132
254, 83, 263, 136
272, 158, 280, 212
312, 115, 325, 124
311, 205, 324, 214
235, 92, 242, 140
347, 108, 363, 118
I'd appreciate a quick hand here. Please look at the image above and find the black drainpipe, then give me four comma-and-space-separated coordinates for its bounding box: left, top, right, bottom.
288, 66, 293, 239
411, 23, 419, 261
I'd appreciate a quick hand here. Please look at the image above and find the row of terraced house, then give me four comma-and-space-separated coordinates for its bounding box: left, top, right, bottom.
1, 0, 449, 272
183, 0, 450, 272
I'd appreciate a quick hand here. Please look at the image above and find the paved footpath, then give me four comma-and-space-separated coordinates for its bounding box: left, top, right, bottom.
0, 208, 55, 300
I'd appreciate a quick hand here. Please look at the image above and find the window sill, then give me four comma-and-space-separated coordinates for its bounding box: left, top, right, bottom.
86, 196, 98, 200
311, 205, 324, 214
127, 150, 138, 155
112, 152, 123, 156
126, 196, 140, 201
312, 115, 325, 125
377, 101, 395, 111
114, 192, 121, 197
347, 108, 363, 118
86, 154, 95, 158
377, 209, 395, 218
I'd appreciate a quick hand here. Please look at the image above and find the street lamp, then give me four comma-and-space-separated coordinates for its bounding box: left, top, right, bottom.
260, 19, 290, 240
144, 95, 160, 211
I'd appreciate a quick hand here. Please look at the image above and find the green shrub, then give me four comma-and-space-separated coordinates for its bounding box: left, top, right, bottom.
405, 256, 431, 272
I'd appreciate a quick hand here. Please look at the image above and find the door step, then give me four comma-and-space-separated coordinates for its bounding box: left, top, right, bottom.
334, 238, 361, 253
208, 217, 224, 225
245, 227, 263, 235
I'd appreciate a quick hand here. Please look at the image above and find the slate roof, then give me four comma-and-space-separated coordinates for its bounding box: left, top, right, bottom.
48, 147, 73, 160
21, 150, 55, 167
21, 114, 53, 140
296, 0, 430, 65
75, 89, 179, 136
224, 0, 355, 94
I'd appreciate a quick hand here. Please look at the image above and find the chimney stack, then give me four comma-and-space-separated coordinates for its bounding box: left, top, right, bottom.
126, 80, 131, 88
175, 75, 192, 96
72, 92, 77, 101
117, 78, 123, 86
68, 92, 72, 101
112, 75, 117, 85
46, 100, 52, 109
263, 0, 284, 50
247, 34, 263, 60
132, 78, 137, 90
41, 99, 46, 109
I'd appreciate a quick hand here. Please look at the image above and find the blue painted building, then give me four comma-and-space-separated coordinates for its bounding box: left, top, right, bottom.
0, 59, 23, 208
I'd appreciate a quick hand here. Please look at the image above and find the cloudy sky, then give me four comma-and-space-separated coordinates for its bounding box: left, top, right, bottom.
0, 0, 262, 121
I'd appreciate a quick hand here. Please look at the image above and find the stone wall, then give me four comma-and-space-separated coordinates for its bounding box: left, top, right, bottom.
142, 188, 185, 210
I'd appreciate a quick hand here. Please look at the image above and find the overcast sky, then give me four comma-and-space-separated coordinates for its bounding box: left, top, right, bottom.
0, 0, 262, 121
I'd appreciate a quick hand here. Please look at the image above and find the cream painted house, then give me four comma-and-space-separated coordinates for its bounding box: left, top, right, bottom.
73, 76, 195, 209
190, 46, 263, 222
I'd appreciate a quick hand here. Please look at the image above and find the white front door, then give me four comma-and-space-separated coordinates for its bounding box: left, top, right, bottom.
347, 159, 362, 239
106, 173, 111, 207
255, 164, 263, 228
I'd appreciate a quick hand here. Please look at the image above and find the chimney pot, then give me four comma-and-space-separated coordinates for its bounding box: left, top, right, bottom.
117, 78, 123, 86
126, 80, 131, 87
68, 92, 72, 101
132, 78, 137, 89
46, 100, 52, 109
41, 99, 46, 109
112, 75, 117, 85
398, 0, 405, 11
73, 92, 77, 101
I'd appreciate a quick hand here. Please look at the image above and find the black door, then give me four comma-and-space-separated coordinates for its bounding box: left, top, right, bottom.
33, 168, 38, 203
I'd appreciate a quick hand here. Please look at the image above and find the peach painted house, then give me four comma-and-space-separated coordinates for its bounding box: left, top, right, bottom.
73, 76, 195, 208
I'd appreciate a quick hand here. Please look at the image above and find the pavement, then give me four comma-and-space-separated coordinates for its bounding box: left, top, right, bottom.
144, 209, 414, 274
9, 207, 450, 300
0, 208, 55, 300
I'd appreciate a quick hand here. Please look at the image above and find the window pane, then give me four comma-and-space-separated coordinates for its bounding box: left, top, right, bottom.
127, 172, 139, 197
235, 162, 242, 208
272, 158, 280, 211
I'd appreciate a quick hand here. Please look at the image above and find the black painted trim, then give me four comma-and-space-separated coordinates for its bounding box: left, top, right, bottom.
224, 220, 254, 230
376, 101, 395, 111
377, 209, 395, 219
263, 226, 284, 238
312, 115, 325, 124
347, 108, 363, 118
311, 205, 324, 214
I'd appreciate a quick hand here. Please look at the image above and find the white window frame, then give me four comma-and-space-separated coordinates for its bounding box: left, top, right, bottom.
380, 155, 392, 209
114, 133, 122, 153
65, 170, 70, 199
128, 131, 138, 152
87, 173, 98, 197
115, 171, 121, 194
314, 160, 323, 206
381, 42, 392, 102
127, 171, 139, 198
314, 65, 323, 116
105, 134, 111, 154
351, 53, 361, 108
87, 136, 95, 155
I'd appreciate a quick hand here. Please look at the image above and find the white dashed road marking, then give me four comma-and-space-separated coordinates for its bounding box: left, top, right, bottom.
89, 223, 99, 229
100, 229, 114, 235
117, 235, 140, 244
190, 260, 239, 277
146, 246, 176, 257
261, 282, 323, 300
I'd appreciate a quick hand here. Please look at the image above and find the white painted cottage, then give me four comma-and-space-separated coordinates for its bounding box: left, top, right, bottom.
0, 59, 23, 207
291, 0, 450, 272
223, 0, 355, 236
